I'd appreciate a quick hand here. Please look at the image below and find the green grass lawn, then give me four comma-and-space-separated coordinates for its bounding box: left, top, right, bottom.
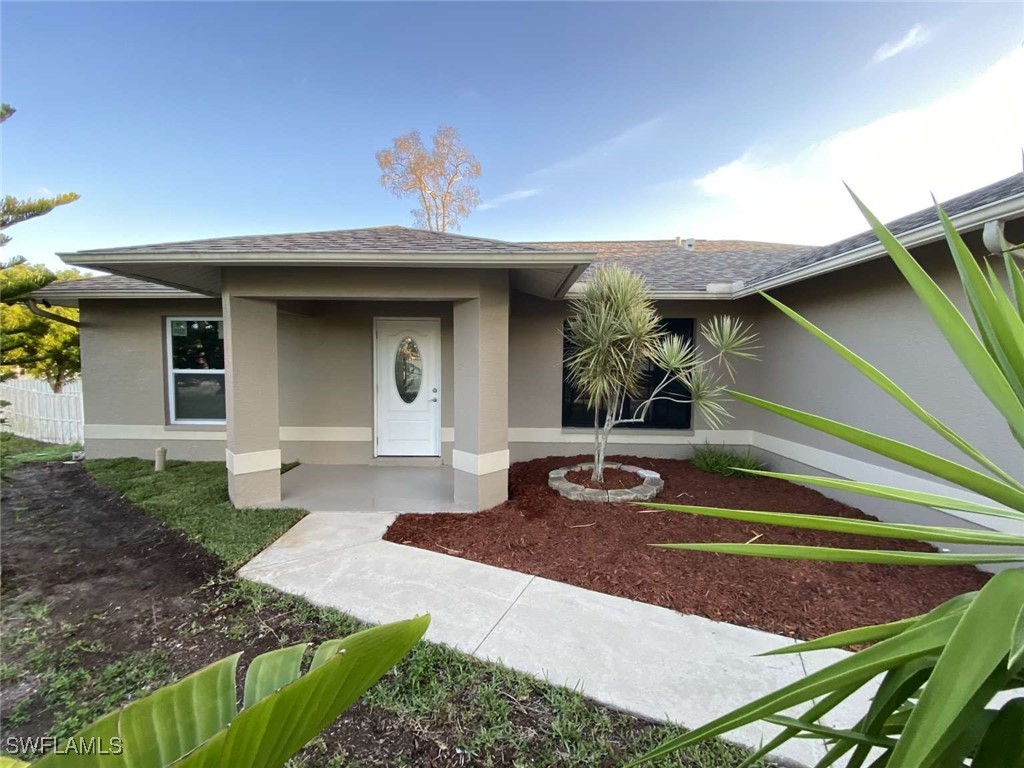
86, 458, 306, 567
0, 433, 80, 468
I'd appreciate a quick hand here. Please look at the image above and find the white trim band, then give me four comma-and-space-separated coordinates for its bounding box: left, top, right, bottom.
507, 428, 753, 445
226, 448, 281, 476
280, 426, 372, 442
85, 424, 227, 441
452, 448, 510, 476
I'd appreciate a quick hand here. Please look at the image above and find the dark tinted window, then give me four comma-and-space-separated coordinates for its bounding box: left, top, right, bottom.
562, 318, 694, 429
170, 319, 224, 370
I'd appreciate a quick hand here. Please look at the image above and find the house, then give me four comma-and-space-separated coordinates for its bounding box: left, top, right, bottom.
38, 173, 1024, 535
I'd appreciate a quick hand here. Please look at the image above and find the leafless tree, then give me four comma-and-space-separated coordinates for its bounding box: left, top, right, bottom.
375, 125, 481, 232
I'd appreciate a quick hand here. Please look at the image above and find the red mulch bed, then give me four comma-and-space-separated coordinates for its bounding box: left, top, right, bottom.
564, 467, 642, 490
384, 455, 991, 640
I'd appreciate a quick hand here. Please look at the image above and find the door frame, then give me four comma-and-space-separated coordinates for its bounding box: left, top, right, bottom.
372, 317, 442, 457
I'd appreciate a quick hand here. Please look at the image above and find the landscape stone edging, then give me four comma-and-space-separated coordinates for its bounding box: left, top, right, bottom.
548, 462, 664, 502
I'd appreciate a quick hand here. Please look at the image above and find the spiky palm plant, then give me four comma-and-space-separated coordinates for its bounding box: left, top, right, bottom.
564, 265, 757, 481
629, 193, 1024, 768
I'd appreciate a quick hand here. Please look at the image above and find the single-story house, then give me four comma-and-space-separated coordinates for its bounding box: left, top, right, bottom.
38, 173, 1024, 536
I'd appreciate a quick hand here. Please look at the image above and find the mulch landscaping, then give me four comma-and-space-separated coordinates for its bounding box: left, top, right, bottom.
385, 454, 991, 640
564, 467, 644, 490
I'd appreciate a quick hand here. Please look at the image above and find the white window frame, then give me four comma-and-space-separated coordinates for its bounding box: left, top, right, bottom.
166, 316, 226, 425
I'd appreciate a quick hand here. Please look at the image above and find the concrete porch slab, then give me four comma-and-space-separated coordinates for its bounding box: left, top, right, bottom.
275, 463, 471, 513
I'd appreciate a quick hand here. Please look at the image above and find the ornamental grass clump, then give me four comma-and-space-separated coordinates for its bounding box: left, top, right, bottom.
564, 265, 757, 482
692, 444, 766, 477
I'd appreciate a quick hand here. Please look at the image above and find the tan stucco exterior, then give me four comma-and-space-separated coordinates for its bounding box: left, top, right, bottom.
76, 224, 1023, 528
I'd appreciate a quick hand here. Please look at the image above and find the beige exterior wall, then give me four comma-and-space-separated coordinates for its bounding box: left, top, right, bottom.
747, 234, 1020, 477
77, 233, 1022, 529
79, 298, 226, 460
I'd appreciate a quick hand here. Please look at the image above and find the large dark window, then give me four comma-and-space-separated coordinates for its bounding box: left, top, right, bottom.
562, 318, 694, 429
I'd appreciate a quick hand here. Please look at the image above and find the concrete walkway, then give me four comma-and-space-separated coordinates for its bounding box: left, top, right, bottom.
240, 512, 873, 765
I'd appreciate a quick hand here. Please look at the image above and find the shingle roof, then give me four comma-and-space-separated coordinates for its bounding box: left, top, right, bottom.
524, 239, 812, 292
53, 173, 1024, 299
70, 225, 558, 256
754, 172, 1024, 285
528, 173, 1024, 293
32, 275, 197, 299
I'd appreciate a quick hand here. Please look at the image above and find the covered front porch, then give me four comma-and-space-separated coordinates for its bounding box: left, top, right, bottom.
223, 268, 515, 512
60, 226, 593, 513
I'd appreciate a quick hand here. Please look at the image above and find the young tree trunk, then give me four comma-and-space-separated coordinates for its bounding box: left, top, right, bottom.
592, 407, 616, 483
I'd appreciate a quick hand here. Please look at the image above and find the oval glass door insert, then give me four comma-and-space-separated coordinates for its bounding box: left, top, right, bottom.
394, 336, 423, 403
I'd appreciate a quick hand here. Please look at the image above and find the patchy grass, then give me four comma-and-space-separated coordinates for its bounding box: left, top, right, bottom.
1, 597, 172, 752
208, 579, 756, 768
86, 458, 305, 567
691, 444, 766, 477
0, 433, 80, 469
0, 460, 768, 766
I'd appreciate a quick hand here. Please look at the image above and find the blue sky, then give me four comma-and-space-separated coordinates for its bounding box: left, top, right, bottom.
3, 1, 1022, 270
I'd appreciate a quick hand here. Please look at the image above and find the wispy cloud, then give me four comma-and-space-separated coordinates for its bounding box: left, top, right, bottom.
531, 116, 665, 177
872, 24, 930, 65
677, 48, 1023, 245
478, 188, 541, 211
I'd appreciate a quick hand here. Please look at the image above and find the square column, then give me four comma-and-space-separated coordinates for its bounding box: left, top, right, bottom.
453, 271, 510, 510
223, 294, 281, 506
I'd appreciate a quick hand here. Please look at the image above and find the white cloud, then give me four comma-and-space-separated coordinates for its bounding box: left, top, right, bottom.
680, 48, 1024, 246
478, 188, 541, 211
872, 24, 930, 65
531, 116, 665, 177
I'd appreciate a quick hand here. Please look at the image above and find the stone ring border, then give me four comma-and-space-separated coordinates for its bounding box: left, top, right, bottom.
547, 462, 664, 502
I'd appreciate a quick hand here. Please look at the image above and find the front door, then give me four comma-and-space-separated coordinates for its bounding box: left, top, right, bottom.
374, 318, 441, 456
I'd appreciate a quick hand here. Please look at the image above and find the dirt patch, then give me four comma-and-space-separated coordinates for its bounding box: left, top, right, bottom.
565, 467, 643, 490
386, 455, 991, 640
1, 462, 222, 630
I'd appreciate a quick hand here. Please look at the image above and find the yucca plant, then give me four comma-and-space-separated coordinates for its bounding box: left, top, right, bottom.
0, 616, 429, 767
565, 265, 757, 481
630, 193, 1024, 768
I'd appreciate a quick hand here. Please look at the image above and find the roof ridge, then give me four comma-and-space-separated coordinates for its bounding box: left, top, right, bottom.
522, 237, 813, 248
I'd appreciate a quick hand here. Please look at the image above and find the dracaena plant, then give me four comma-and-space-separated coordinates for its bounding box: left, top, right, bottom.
0, 616, 429, 767
629, 193, 1024, 768
564, 265, 758, 481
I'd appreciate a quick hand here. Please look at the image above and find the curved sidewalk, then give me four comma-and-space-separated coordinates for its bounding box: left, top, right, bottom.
239, 511, 872, 765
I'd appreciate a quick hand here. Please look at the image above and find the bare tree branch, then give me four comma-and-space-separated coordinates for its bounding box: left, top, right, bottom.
375, 125, 481, 232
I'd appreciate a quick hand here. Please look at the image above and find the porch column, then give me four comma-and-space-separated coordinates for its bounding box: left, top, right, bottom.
223, 294, 281, 506
453, 271, 510, 510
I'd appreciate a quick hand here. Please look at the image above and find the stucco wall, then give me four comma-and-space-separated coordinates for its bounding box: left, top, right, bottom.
277, 301, 455, 463
747, 233, 1022, 484
79, 298, 458, 463
79, 298, 227, 460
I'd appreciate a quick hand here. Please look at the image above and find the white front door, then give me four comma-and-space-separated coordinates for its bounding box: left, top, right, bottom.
374, 318, 441, 456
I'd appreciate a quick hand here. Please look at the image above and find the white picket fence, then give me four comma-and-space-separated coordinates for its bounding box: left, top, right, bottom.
0, 378, 84, 445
